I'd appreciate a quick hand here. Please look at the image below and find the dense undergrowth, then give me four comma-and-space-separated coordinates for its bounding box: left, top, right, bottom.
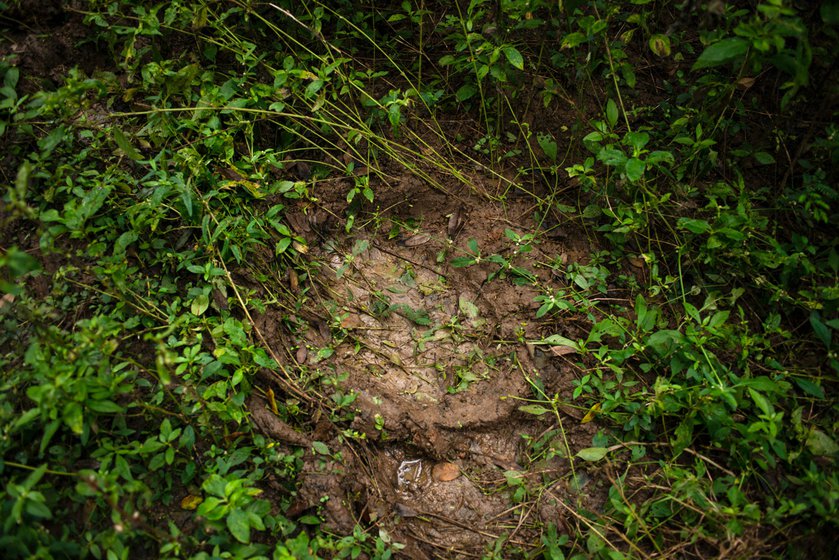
1, 0, 837, 558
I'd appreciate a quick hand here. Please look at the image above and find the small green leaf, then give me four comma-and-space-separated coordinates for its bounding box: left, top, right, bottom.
458, 296, 480, 319
191, 294, 210, 316
113, 128, 143, 161
502, 46, 524, 70
537, 132, 557, 162
692, 37, 749, 70
87, 400, 125, 414
450, 256, 476, 268
605, 99, 618, 129
649, 34, 671, 57
518, 404, 551, 416
576, 447, 608, 461
311, 441, 330, 455
541, 334, 578, 349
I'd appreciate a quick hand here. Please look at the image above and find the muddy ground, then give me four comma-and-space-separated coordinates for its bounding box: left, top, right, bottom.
246, 166, 625, 557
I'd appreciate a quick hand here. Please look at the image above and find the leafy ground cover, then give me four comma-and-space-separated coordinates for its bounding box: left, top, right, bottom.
1, 0, 837, 558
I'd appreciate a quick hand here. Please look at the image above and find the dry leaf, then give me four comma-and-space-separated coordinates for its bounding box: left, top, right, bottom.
447, 206, 466, 239
286, 212, 310, 234
737, 77, 755, 90
295, 345, 308, 364
404, 233, 431, 247
180, 495, 203, 510
431, 462, 460, 482
581, 402, 601, 424
627, 257, 645, 269
394, 503, 418, 518
550, 345, 578, 357
288, 268, 299, 292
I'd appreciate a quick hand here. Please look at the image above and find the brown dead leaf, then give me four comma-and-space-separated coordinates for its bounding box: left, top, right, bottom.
295, 345, 308, 364
431, 462, 460, 482
550, 345, 578, 357
286, 212, 310, 234
447, 206, 465, 239
627, 257, 645, 269
403, 232, 431, 247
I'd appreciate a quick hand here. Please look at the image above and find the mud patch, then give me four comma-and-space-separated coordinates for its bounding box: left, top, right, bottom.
251, 174, 614, 556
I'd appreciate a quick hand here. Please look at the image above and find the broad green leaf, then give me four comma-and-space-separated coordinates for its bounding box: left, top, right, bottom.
227, 508, 251, 543
707, 310, 730, 329
646, 330, 685, 356
597, 147, 627, 167
677, 217, 712, 234
748, 388, 773, 416
692, 37, 749, 70
4, 66, 19, 89
502, 46, 524, 70
311, 441, 330, 455
24, 498, 51, 520
625, 157, 646, 182
561, 32, 587, 49
63, 402, 84, 435
621, 62, 636, 88
810, 311, 832, 349
623, 131, 650, 152
576, 447, 609, 461
456, 83, 477, 102
806, 429, 839, 456
795, 378, 825, 399
683, 302, 700, 323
